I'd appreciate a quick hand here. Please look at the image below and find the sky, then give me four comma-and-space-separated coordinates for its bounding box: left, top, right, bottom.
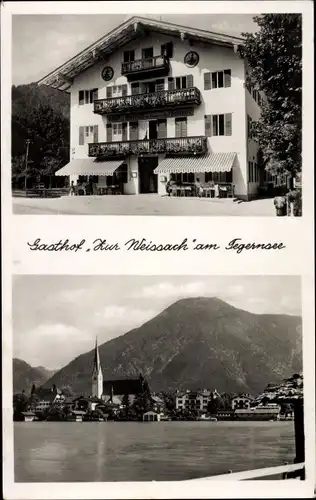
13, 275, 301, 370
12, 14, 258, 85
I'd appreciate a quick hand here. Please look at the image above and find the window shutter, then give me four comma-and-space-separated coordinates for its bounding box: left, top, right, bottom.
129, 121, 139, 141
186, 75, 193, 88
106, 86, 112, 98
224, 70, 231, 88
122, 122, 128, 141
79, 126, 85, 145
181, 118, 187, 137
204, 72, 211, 90
122, 84, 128, 96
168, 77, 175, 90
131, 83, 139, 95
175, 118, 181, 137
175, 118, 187, 137
157, 119, 167, 139
93, 125, 98, 143
211, 72, 217, 89
106, 123, 112, 142
167, 42, 173, 58
204, 115, 212, 137
79, 90, 84, 105
92, 88, 98, 101
155, 79, 164, 92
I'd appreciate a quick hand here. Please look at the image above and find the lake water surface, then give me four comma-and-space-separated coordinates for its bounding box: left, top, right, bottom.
14, 421, 295, 482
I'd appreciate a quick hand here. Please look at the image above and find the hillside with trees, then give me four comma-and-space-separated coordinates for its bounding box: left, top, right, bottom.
11, 83, 70, 188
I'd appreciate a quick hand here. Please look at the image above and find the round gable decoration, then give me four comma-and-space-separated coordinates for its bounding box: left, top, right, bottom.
101, 66, 114, 81
184, 51, 199, 68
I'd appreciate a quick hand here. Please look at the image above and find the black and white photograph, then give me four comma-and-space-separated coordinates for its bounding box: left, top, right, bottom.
11, 13, 302, 216
13, 275, 304, 482
2, 2, 314, 499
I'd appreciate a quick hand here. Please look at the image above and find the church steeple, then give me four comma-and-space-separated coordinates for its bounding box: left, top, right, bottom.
92, 337, 103, 398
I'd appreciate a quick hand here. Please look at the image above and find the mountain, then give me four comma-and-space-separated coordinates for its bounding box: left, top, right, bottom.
44, 298, 302, 396
13, 358, 56, 394
12, 83, 70, 120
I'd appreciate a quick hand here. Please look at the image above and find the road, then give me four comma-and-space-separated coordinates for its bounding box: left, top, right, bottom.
13, 194, 276, 216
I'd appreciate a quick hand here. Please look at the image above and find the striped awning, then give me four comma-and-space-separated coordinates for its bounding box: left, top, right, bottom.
154, 153, 236, 174
55, 159, 124, 176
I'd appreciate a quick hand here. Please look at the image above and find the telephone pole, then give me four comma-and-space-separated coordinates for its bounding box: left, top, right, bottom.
24, 139, 31, 195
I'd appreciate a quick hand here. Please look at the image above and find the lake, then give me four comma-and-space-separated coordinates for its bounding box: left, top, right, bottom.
14, 421, 295, 482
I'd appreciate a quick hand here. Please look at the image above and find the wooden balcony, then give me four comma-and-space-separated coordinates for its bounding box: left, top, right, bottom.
121, 55, 170, 81
94, 87, 201, 115
88, 136, 207, 158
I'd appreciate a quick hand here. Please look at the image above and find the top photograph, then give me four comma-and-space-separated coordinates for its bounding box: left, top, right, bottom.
12, 13, 302, 216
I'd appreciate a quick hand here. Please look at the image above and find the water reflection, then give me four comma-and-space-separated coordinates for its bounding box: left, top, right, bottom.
14, 421, 295, 482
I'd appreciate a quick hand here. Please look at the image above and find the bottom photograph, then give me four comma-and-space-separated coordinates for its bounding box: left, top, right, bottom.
12, 275, 304, 482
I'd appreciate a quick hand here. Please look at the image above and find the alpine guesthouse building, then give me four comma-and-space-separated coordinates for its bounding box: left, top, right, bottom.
39, 16, 263, 200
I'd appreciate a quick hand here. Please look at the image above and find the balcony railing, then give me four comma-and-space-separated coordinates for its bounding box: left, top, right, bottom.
94, 87, 201, 115
88, 136, 207, 158
121, 55, 170, 80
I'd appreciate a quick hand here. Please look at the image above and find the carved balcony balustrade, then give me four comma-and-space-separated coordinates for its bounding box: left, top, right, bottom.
88, 136, 207, 159
94, 87, 201, 115
121, 55, 170, 81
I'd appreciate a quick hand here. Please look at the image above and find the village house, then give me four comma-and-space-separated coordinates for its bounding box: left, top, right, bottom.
33, 385, 64, 413
21, 411, 36, 422
38, 16, 266, 201
231, 394, 254, 410
143, 410, 161, 422
175, 389, 221, 413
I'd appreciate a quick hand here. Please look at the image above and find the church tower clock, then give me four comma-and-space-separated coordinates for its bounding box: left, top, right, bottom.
91, 337, 103, 398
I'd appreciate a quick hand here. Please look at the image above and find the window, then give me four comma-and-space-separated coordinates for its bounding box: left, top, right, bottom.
205, 70, 231, 90
211, 114, 232, 136
171, 173, 194, 183
218, 114, 225, 135
182, 173, 195, 183
112, 85, 122, 96
248, 161, 254, 182
205, 114, 232, 136
131, 82, 140, 95
205, 171, 232, 183
107, 84, 127, 98
113, 123, 123, 140
161, 42, 173, 58
79, 125, 98, 145
175, 117, 187, 137
174, 75, 193, 89
247, 115, 253, 139
175, 76, 188, 89
142, 47, 154, 59
123, 50, 135, 63
78, 88, 98, 105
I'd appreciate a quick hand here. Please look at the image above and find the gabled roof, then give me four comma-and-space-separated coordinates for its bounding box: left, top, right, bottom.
38, 16, 244, 91
35, 387, 59, 402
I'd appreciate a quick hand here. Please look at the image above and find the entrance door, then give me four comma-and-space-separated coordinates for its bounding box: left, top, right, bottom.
139, 157, 158, 193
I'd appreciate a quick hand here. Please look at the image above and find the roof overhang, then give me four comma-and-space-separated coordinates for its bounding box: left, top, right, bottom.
37, 16, 244, 91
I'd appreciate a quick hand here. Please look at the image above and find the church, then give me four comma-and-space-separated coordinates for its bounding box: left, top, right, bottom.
91, 338, 146, 405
